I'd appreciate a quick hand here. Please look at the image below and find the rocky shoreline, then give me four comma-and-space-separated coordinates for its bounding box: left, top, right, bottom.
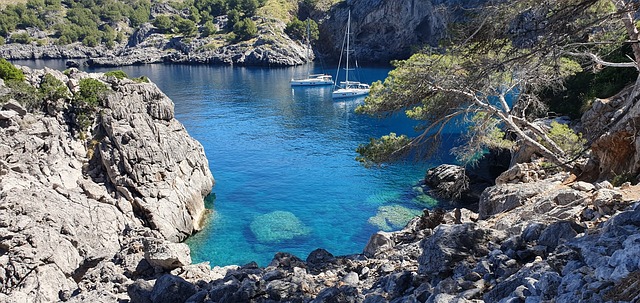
1, 67, 640, 303
0, 18, 310, 68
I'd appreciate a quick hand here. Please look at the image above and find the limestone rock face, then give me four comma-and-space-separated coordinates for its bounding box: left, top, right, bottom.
0, 43, 111, 60
97, 79, 214, 241
0, 67, 213, 301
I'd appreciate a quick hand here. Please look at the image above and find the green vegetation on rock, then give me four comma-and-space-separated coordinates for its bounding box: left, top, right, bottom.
0, 58, 24, 81
285, 17, 319, 41
104, 70, 128, 80
73, 78, 109, 134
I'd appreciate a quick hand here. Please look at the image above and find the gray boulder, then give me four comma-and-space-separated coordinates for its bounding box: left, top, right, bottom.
2, 99, 26, 116
418, 223, 499, 277
143, 239, 192, 270
150, 274, 197, 303
479, 181, 557, 219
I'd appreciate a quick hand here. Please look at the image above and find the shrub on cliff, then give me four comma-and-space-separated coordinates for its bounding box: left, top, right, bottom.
202, 20, 217, 37
232, 18, 257, 41
73, 78, 109, 134
285, 18, 319, 41
176, 17, 197, 37
153, 15, 174, 33
104, 70, 128, 80
40, 73, 69, 102
1, 80, 40, 110
0, 59, 25, 81
38, 73, 71, 114
10, 32, 31, 44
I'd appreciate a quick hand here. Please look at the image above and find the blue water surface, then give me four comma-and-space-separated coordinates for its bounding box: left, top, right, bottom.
12, 60, 459, 266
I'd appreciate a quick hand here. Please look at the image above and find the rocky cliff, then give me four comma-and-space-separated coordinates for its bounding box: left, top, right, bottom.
0, 67, 213, 301
318, 0, 485, 63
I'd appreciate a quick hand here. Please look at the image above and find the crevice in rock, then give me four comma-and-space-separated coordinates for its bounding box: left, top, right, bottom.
71, 256, 105, 283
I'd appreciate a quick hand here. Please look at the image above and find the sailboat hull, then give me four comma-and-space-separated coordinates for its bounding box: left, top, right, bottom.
332, 88, 370, 99
290, 79, 334, 86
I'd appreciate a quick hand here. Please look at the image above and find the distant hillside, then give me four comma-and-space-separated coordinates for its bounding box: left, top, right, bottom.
0, 0, 325, 66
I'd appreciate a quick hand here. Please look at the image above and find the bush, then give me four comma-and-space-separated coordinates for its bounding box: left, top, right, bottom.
202, 20, 217, 37
286, 18, 319, 41
546, 121, 587, 160
226, 9, 240, 30
133, 76, 149, 83
0, 58, 25, 81
176, 17, 197, 37
153, 15, 173, 33
104, 70, 128, 79
73, 78, 109, 133
75, 78, 108, 107
11, 32, 31, 44
39, 73, 69, 114
1, 79, 41, 110
129, 0, 151, 27
82, 35, 99, 47
232, 18, 257, 41
40, 73, 69, 101
0, 36, 5, 45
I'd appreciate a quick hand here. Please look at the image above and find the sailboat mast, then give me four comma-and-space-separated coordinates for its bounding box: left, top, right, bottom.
345, 10, 351, 86
305, 19, 310, 63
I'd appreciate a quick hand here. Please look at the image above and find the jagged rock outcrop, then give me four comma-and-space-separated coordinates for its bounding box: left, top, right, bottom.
424, 164, 494, 206
0, 67, 213, 301
96, 76, 213, 242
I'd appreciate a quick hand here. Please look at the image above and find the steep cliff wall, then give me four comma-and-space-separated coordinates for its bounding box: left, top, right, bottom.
318, 0, 485, 63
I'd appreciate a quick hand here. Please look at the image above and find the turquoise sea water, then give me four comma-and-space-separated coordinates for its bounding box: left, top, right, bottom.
13, 60, 460, 266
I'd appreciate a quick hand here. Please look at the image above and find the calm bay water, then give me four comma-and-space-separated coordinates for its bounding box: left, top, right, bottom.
13, 60, 459, 266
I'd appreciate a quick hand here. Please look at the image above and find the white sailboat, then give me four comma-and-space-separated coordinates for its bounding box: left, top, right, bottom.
332, 10, 370, 99
291, 20, 333, 86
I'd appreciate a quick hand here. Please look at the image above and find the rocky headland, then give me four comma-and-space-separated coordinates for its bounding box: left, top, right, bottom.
2, 66, 640, 303
0, 18, 310, 67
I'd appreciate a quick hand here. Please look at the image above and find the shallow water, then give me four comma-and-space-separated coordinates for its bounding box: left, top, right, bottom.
12, 60, 460, 266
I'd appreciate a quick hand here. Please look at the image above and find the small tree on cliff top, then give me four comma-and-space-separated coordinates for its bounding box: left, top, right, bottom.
356, 0, 640, 169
